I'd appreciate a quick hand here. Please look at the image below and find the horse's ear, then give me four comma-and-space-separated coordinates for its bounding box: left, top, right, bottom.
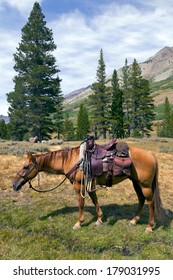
26, 151, 33, 160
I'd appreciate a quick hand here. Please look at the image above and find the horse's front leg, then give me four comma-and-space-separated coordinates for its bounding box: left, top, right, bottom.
73, 182, 85, 230
88, 190, 103, 226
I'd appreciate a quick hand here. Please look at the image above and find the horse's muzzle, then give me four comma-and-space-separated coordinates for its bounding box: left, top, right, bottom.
12, 182, 23, 191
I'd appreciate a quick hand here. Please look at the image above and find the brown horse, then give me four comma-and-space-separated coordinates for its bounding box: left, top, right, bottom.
12, 145, 165, 233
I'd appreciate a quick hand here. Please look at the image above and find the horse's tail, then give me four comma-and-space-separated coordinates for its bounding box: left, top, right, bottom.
152, 159, 165, 223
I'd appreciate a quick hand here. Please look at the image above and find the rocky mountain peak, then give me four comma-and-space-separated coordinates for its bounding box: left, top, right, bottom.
140, 46, 173, 81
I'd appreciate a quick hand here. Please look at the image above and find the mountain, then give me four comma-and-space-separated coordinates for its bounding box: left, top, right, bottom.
64, 46, 173, 107
140, 46, 173, 81
64, 86, 92, 106
0, 115, 9, 123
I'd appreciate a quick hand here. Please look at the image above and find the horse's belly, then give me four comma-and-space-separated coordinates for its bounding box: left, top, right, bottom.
96, 173, 128, 186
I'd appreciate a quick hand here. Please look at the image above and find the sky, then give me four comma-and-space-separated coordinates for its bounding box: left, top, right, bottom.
0, 0, 173, 115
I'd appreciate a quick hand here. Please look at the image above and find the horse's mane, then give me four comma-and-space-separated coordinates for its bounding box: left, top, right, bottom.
34, 146, 80, 167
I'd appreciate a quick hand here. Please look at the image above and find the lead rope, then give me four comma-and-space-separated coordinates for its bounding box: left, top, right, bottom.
80, 145, 97, 198
28, 176, 67, 193
29, 159, 83, 193
80, 177, 86, 198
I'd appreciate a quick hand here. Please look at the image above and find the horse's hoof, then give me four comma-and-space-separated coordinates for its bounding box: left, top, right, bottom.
145, 227, 153, 233
95, 220, 103, 227
145, 223, 156, 233
73, 223, 81, 230
129, 220, 137, 227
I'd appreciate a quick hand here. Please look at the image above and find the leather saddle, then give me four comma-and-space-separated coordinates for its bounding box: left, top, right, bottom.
83, 139, 132, 186
92, 139, 117, 160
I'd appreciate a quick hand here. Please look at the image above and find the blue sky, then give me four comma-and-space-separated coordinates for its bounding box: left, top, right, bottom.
0, 0, 173, 115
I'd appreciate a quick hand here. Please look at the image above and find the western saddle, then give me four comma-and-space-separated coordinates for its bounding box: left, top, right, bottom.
81, 136, 132, 189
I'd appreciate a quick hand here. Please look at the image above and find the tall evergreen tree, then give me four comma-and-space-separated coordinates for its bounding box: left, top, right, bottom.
110, 69, 124, 138
76, 103, 90, 140
137, 78, 155, 137
7, 2, 63, 141
89, 49, 110, 139
157, 97, 172, 137
128, 59, 154, 137
0, 119, 7, 139
121, 58, 131, 137
169, 111, 173, 138
63, 113, 75, 140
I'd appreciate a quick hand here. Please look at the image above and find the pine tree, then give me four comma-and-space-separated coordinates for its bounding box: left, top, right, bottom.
89, 49, 110, 139
0, 119, 7, 139
137, 78, 155, 137
76, 103, 90, 140
110, 69, 124, 138
63, 114, 75, 140
169, 111, 173, 137
121, 58, 131, 137
52, 92, 64, 139
158, 97, 172, 137
128, 59, 154, 137
7, 2, 63, 141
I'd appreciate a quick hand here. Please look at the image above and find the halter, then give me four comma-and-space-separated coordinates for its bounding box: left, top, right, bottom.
17, 159, 38, 182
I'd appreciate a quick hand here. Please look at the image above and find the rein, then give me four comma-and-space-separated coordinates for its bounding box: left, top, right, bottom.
28, 176, 67, 193
23, 158, 83, 193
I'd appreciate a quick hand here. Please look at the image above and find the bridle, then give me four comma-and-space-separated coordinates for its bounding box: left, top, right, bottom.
17, 159, 38, 182
17, 158, 67, 193
16, 158, 83, 193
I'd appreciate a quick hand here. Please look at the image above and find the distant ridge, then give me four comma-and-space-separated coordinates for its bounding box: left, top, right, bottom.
0, 115, 9, 123
64, 86, 92, 105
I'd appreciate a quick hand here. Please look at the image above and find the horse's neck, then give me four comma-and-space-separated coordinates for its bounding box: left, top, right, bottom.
36, 148, 79, 174
62, 147, 80, 174
37, 151, 64, 174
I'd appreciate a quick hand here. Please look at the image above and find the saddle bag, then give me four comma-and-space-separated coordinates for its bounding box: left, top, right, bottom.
115, 141, 129, 157
113, 156, 132, 176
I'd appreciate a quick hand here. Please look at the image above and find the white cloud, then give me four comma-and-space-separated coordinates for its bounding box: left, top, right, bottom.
0, 31, 18, 114
0, 0, 42, 15
50, 1, 173, 95
1, 0, 173, 115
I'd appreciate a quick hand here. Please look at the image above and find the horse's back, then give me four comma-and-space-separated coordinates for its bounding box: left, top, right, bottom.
130, 146, 156, 163
129, 146, 157, 183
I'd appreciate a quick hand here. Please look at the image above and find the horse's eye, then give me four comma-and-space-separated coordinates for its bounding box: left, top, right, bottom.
23, 166, 29, 170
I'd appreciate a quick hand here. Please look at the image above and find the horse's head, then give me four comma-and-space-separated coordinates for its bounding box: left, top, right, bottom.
12, 152, 38, 191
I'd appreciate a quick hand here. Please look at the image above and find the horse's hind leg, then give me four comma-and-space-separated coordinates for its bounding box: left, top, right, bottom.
88, 190, 103, 226
129, 180, 145, 226
141, 188, 155, 233
130, 180, 155, 232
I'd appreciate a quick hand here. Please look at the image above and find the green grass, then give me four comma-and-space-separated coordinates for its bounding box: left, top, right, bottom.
0, 192, 172, 260
0, 139, 173, 260
150, 76, 173, 92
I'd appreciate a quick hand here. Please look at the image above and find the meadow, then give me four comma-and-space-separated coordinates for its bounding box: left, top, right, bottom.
0, 138, 172, 260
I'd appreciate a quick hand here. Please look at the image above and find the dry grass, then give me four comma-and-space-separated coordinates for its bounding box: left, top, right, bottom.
1, 138, 173, 218
1, 137, 173, 216
0, 138, 173, 260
